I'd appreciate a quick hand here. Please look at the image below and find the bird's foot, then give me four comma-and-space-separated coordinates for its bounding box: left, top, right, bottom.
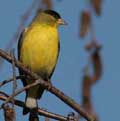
47, 79, 52, 90
26, 66, 34, 80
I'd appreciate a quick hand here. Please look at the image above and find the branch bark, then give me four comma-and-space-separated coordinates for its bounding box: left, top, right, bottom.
0, 76, 23, 88
0, 91, 67, 121
0, 49, 95, 121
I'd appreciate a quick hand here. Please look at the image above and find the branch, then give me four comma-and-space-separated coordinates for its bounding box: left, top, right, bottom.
0, 49, 95, 121
0, 76, 24, 88
0, 91, 67, 121
9, 49, 16, 121
2, 79, 46, 106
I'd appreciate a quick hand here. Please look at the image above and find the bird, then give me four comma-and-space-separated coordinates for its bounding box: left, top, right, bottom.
17, 9, 66, 120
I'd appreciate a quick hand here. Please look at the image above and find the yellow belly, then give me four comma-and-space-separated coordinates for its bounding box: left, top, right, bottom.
20, 25, 59, 77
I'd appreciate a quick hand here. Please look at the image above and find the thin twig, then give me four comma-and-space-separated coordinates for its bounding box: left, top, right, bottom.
2, 79, 44, 106
0, 49, 95, 121
10, 49, 16, 121
0, 91, 67, 121
11, 49, 17, 107
0, 76, 23, 88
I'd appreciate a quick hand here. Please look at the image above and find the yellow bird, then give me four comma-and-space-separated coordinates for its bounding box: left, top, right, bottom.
18, 10, 66, 120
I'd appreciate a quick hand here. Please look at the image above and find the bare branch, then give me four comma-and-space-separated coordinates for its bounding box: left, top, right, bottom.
0, 91, 67, 121
11, 50, 17, 106
10, 49, 16, 121
0, 49, 95, 121
2, 79, 45, 106
0, 76, 23, 88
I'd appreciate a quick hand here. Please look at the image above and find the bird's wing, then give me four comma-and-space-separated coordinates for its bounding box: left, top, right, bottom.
17, 28, 27, 87
49, 40, 60, 79
18, 28, 28, 60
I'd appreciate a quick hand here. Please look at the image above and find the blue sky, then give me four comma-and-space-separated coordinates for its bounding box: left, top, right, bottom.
0, 0, 120, 121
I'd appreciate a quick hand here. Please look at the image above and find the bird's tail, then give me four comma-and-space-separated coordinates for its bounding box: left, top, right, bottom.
23, 97, 38, 114
29, 108, 39, 121
23, 84, 44, 120
26, 97, 37, 109
23, 97, 39, 121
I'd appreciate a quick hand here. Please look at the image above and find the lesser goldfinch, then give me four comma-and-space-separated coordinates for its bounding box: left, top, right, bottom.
18, 10, 66, 120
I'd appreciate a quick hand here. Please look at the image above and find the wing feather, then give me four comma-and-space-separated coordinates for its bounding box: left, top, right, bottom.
17, 28, 27, 87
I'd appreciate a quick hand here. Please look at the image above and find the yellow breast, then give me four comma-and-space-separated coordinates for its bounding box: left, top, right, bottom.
20, 25, 59, 77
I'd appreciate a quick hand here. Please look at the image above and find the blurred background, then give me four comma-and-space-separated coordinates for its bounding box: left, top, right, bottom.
0, 0, 120, 121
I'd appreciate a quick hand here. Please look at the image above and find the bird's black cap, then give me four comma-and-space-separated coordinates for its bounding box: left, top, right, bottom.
44, 10, 61, 19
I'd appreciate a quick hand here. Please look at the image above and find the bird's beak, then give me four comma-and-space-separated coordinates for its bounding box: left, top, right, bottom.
57, 19, 68, 25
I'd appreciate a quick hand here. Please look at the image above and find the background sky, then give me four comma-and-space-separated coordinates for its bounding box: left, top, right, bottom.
0, 0, 120, 121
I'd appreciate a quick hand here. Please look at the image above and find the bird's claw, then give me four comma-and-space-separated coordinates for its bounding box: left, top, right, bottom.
47, 80, 52, 90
